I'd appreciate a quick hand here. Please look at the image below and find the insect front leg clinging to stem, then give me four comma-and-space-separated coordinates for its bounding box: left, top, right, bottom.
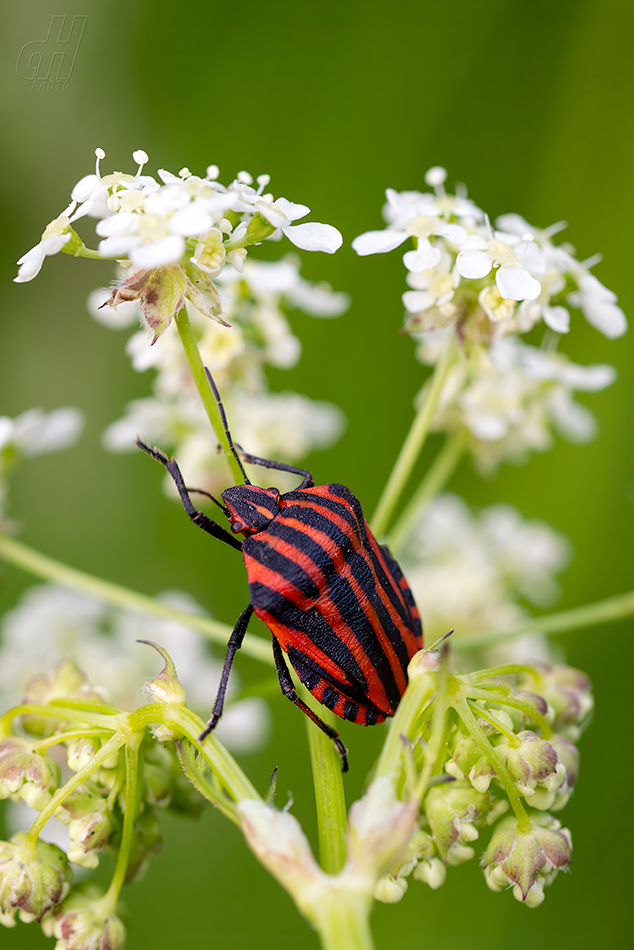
200, 604, 254, 741
272, 638, 349, 772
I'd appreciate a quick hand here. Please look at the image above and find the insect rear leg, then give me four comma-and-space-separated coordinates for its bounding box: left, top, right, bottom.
136, 439, 242, 552
200, 604, 254, 741
272, 638, 349, 772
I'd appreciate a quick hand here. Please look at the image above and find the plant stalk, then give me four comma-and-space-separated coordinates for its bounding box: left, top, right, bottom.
306, 713, 347, 874
312, 893, 375, 950
174, 305, 246, 485
371, 338, 456, 538
0, 534, 272, 665
387, 428, 467, 551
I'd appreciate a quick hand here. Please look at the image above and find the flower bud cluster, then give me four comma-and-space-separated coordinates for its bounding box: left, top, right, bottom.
0, 655, 206, 947
373, 661, 590, 908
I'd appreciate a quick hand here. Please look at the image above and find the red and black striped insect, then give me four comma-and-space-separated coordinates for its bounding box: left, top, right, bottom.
138, 371, 423, 770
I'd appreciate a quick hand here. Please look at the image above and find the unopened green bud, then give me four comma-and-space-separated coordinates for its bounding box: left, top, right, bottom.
140, 641, 186, 705
425, 781, 488, 863
66, 737, 101, 773
0, 738, 59, 810
42, 883, 126, 949
447, 733, 481, 779
483, 813, 571, 902
505, 731, 565, 801
373, 875, 408, 903
0, 834, 71, 923
413, 857, 446, 889
531, 665, 593, 735
24, 660, 104, 707
57, 792, 113, 869
468, 755, 496, 794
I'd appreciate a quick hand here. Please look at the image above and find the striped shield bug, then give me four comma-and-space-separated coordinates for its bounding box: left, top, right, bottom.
138, 371, 423, 771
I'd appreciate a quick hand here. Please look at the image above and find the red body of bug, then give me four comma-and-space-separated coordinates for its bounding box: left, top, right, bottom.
138, 372, 423, 770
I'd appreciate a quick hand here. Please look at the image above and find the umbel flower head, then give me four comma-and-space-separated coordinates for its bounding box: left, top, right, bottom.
42, 884, 126, 950
15, 149, 343, 342
354, 165, 626, 341
483, 813, 571, 907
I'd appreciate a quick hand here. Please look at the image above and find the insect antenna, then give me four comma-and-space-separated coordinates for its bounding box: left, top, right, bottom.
187, 486, 229, 515
204, 367, 251, 485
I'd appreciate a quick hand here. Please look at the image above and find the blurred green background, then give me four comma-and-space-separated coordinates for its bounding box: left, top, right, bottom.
1, 0, 633, 947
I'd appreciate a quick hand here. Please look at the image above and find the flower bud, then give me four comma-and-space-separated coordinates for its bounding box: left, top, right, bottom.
66, 737, 101, 773
504, 731, 565, 800
140, 641, 186, 704
531, 665, 593, 735
468, 755, 497, 794
0, 738, 59, 810
22, 661, 107, 737
0, 833, 71, 923
413, 857, 446, 889
42, 884, 126, 949
104, 264, 187, 342
373, 875, 408, 903
483, 813, 571, 901
347, 777, 419, 880
425, 781, 488, 863
447, 733, 481, 779
57, 792, 113, 869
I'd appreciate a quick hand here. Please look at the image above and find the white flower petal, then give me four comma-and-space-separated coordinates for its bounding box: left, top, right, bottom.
581, 299, 627, 339
351, 230, 409, 255
548, 389, 597, 443
98, 236, 141, 258
71, 174, 101, 202
283, 222, 343, 254
456, 249, 492, 280
96, 212, 138, 238
275, 197, 310, 222
13, 408, 85, 456
169, 204, 212, 236
542, 306, 570, 334
157, 169, 182, 185
130, 234, 185, 268
403, 241, 442, 273
255, 202, 291, 229
0, 417, 15, 450
496, 265, 541, 301
558, 363, 616, 392
437, 223, 467, 245
402, 290, 435, 313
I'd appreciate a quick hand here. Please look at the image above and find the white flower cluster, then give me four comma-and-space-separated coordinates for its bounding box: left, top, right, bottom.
418, 335, 616, 472
16, 149, 343, 284
92, 256, 348, 494
0, 408, 84, 517
354, 167, 625, 471
395, 493, 570, 662
353, 167, 626, 340
0, 583, 270, 754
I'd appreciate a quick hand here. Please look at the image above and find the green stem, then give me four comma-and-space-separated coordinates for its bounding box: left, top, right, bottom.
0, 535, 272, 665
100, 736, 142, 915
467, 687, 552, 739
25, 732, 126, 846
174, 306, 246, 485
156, 704, 260, 803
371, 338, 456, 538
312, 894, 375, 950
387, 428, 467, 551
175, 740, 239, 825
455, 589, 634, 651
375, 671, 437, 780
1, 703, 117, 736
35, 729, 113, 752
306, 712, 347, 874
454, 697, 530, 833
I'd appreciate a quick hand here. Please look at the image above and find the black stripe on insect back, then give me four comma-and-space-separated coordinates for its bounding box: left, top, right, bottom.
248, 581, 370, 693
268, 506, 405, 709
278, 501, 411, 661
243, 537, 320, 599
286, 645, 383, 711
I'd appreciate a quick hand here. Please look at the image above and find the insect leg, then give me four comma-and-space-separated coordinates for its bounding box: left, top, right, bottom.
136, 439, 242, 552
272, 638, 349, 772
239, 452, 314, 490
199, 604, 254, 741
